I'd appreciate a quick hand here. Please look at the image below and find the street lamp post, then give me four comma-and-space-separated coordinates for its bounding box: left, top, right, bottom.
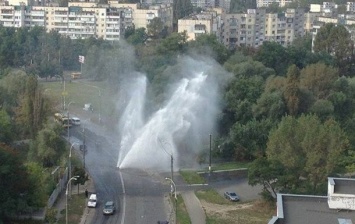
158, 138, 174, 182
209, 134, 212, 174
69, 142, 79, 197
165, 177, 177, 224
66, 176, 79, 224
54, 75, 65, 110
67, 101, 75, 142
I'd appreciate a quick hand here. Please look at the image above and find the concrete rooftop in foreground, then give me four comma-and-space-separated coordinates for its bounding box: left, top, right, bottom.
269, 177, 355, 224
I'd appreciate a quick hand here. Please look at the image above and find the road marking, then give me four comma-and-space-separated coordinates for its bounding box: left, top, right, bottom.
119, 171, 126, 224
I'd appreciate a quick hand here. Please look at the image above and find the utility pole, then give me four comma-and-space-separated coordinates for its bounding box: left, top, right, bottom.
83, 126, 86, 169
209, 134, 212, 174
171, 155, 174, 182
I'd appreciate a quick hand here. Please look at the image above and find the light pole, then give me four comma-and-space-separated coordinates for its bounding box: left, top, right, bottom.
158, 138, 174, 182
54, 75, 66, 110
69, 142, 79, 197
67, 101, 75, 142
66, 176, 79, 224
165, 177, 177, 224
81, 118, 90, 169
209, 134, 212, 174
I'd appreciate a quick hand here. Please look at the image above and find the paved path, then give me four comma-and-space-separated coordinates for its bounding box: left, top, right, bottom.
181, 191, 206, 224
53, 174, 96, 224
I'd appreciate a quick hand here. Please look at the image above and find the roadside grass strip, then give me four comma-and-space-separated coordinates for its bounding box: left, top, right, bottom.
179, 170, 205, 185
176, 194, 192, 224
57, 193, 86, 224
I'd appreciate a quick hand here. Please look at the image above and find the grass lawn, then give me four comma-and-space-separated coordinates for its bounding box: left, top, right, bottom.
57, 193, 86, 224
176, 194, 191, 224
41, 79, 116, 118
195, 189, 275, 224
179, 170, 206, 184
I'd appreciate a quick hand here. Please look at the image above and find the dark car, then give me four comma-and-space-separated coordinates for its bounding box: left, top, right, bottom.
103, 201, 115, 215
224, 191, 240, 202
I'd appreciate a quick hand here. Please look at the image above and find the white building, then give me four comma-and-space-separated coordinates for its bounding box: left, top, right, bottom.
347, 2, 355, 12
0, 2, 173, 40
256, 0, 293, 8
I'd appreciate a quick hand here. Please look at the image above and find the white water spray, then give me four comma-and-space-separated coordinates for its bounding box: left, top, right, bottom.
117, 59, 219, 171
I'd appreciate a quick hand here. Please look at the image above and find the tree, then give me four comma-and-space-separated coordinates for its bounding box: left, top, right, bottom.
300, 63, 338, 100
0, 109, 14, 143
28, 124, 66, 167
253, 41, 290, 75
147, 18, 164, 39
14, 75, 50, 138
248, 157, 285, 200
0, 143, 34, 221
188, 34, 231, 64
283, 65, 301, 115
156, 32, 188, 56
126, 28, 148, 46
267, 115, 348, 194
173, 0, 193, 29
313, 23, 354, 75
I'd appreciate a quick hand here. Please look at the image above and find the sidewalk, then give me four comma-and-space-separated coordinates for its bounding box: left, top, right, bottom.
181, 191, 206, 224
53, 176, 96, 223
171, 172, 206, 224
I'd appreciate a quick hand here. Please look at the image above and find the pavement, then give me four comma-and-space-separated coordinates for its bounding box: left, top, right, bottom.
52, 107, 244, 224
53, 171, 207, 224
182, 191, 206, 224
53, 175, 96, 224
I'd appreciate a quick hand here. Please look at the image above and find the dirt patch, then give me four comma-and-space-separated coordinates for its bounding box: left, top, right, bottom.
200, 200, 253, 219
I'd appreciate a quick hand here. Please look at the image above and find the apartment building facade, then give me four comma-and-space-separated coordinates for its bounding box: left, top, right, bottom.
219, 7, 305, 49
220, 9, 265, 49
178, 11, 217, 41
109, 2, 173, 29
347, 2, 355, 12
0, 1, 172, 40
256, 0, 293, 8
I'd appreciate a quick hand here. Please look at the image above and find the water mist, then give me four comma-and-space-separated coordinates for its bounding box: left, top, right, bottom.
117, 58, 220, 171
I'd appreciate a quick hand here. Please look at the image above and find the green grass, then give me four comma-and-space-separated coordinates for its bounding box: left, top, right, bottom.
211, 162, 249, 171
195, 189, 275, 224
179, 170, 206, 184
6, 219, 44, 224
195, 189, 231, 205
176, 194, 191, 224
57, 193, 86, 224
41, 79, 115, 119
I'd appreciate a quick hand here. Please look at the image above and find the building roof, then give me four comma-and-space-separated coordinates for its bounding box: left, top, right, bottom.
275, 194, 355, 224
269, 178, 355, 224
333, 178, 355, 195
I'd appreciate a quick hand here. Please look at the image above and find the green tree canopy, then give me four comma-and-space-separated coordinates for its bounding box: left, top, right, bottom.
267, 115, 348, 193
313, 23, 354, 75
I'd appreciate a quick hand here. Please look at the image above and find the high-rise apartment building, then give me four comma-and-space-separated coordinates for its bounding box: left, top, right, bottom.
219, 7, 305, 49
178, 10, 218, 41
264, 8, 304, 46
0, 1, 172, 40
347, 2, 355, 12
257, 0, 293, 8
109, 2, 173, 29
220, 9, 265, 49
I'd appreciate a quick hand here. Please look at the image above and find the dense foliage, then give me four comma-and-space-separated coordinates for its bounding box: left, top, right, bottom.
1, 20, 355, 215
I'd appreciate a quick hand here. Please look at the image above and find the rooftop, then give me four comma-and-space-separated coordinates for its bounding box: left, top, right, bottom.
280, 195, 355, 224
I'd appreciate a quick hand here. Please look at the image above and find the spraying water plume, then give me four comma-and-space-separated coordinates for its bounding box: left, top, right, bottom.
117, 57, 221, 171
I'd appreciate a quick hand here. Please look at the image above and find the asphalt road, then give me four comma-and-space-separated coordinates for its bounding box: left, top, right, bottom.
70, 124, 170, 224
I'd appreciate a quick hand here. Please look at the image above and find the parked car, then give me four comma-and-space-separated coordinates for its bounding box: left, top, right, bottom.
87, 193, 97, 208
224, 191, 240, 202
103, 201, 116, 215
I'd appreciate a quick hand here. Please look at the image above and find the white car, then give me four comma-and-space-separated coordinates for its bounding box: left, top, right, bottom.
87, 193, 97, 208
71, 117, 81, 125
